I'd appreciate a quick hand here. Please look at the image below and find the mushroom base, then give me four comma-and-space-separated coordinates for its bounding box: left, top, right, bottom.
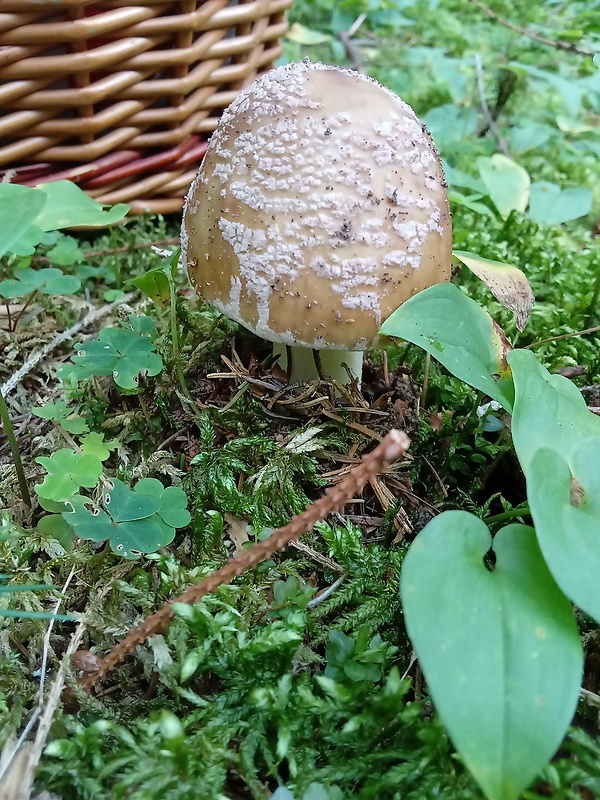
273, 344, 364, 387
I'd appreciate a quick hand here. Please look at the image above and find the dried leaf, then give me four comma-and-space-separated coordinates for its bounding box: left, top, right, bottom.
224, 513, 250, 555
453, 250, 535, 331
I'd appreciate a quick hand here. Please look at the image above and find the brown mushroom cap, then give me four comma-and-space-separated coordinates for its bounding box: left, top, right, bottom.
182, 60, 452, 351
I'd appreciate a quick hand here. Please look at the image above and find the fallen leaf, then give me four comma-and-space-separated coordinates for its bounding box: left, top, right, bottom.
454, 250, 534, 331
224, 513, 251, 555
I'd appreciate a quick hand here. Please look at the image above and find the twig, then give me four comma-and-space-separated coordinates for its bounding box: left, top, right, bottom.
338, 14, 368, 73
0, 292, 138, 398
78, 429, 411, 691
474, 54, 511, 157
466, 0, 595, 57
307, 576, 345, 609
32, 238, 180, 265
288, 540, 344, 573
580, 687, 600, 709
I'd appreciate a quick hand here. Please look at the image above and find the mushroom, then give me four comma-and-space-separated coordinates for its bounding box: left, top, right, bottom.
181, 60, 452, 385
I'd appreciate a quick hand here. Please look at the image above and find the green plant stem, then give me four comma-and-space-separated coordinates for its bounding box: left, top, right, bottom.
0, 390, 31, 507
525, 325, 600, 349
169, 276, 191, 399
585, 265, 600, 325
484, 506, 530, 526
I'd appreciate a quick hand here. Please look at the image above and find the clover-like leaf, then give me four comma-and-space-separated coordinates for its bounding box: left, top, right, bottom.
46, 235, 85, 267
129, 314, 158, 339
0, 267, 81, 299
58, 325, 163, 389
35, 449, 103, 502
32, 401, 89, 435
157, 486, 192, 528
62, 477, 189, 558
80, 432, 118, 461
104, 478, 162, 522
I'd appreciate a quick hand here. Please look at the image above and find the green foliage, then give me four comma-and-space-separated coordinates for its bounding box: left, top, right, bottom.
324, 626, 396, 684
0, 180, 128, 258
0, 516, 75, 620
39, 585, 477, 800
0, 184, 46, 259
270, 576, 316, 621
34, 449, 103, 502
3, 1, 600, 797
63, 478, 191, 559
0, 267, 80, 299
478, 155, 531, 219
380, 283, 515, 410
185, 413, 325, 528
58, 315, 164, 390
402, 516, 582, 800
32, 401, 89, 434
385, 284, 600, 798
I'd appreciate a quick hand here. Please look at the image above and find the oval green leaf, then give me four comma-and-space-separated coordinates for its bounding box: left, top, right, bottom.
477, 154, 530, 219
380, 283, 514, 410
0, 184, 46, 258
34, 180, 129, 230
401, 513, 583, 800
509, 349, 600, 476
528, 439, 600, 625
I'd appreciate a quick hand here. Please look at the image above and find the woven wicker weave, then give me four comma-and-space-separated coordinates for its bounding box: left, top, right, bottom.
0, 0, 292, 214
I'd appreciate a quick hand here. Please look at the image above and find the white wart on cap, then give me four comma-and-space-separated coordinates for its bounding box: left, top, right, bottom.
182, 60, 452, 378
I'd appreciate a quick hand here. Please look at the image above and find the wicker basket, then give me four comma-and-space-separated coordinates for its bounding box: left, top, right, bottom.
0, 0, 292, 214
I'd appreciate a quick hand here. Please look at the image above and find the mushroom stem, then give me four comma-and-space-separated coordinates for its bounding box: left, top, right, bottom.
273, 344, 364, 386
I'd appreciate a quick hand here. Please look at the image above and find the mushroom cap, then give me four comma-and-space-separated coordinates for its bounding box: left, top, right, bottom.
181, 60, 452, 350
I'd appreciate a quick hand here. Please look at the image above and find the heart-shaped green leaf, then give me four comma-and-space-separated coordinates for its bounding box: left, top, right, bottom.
129, 267, 171, 305
477, 154, 530, 218
401, 513, 582, 800
528, 438, 600, 624
380, 283, 514, 410
157, 486, 192, 528
528, 181, 592, 225
509, 349, 600, 476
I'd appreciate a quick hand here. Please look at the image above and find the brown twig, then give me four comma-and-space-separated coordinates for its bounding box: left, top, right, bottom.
466, 0, 595, 57
474, 54, 511, 157
78, 429, 411, 691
